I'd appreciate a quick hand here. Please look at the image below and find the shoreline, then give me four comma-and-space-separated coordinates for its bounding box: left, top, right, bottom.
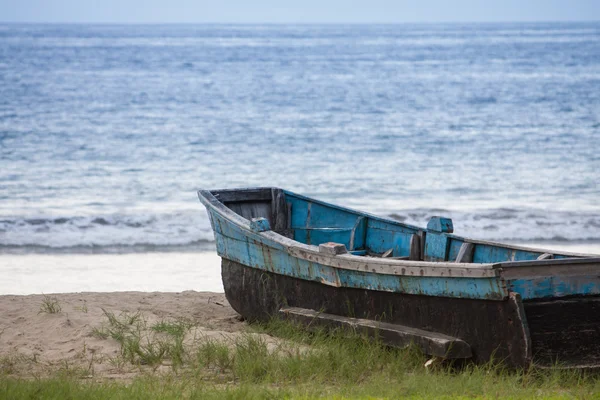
2, 241, 600, 296
2, 240, 600, 255
0, 252, 223, 295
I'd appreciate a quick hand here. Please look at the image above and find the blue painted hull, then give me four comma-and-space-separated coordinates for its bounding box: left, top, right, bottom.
199, 187, 600, 367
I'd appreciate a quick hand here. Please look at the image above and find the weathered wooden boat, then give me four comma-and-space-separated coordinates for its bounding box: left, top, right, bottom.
198, 187, 600, 368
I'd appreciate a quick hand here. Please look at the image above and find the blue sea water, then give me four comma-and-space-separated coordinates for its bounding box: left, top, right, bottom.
1, 23, 599, 252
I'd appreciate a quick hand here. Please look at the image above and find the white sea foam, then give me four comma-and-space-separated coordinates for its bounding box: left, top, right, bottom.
1, 208, 598, 252
0, 212, 215, 249
388, 209, 600, 243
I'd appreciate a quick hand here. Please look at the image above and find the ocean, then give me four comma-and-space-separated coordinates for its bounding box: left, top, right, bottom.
1, 23, 599, 293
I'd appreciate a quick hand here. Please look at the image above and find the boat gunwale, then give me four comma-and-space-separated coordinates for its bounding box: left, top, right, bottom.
496, 257, 600, 278
198, 187, 600, 279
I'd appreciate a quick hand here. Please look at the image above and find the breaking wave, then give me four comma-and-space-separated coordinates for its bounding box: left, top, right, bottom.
0, 212, 215, 250
388, 208, 600, 242
1, 207, 599, 253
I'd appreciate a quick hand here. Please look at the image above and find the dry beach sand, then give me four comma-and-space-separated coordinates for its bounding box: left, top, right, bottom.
0, 291, 270, 380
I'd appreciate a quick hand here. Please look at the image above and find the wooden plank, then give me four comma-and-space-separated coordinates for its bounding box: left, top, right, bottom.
287, 245, 499, 279
524, 297, 600, 367
424, 232, 450, 261
271, 188, 286, 231
456, 242, 475, 263
319, 242, 348, 255
465, 237, 591, 259
497, 258, 600, 278
282, 203, 294, 239
508, 275, 600, 299
365, 219, 413, 257
472, 244, 543, 263
298, 199, 360, 229
279, 306, 472, 359
409, 233, 421, 261
418, 231, 426, 260
213, 188, 273, 203
227, 201, 271, 222
448, 239, 464, 261
349, 216, 365, 251
367, 218, 418, 235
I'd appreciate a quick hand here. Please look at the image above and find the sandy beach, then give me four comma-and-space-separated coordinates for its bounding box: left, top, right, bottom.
0, 291, 259, 380
2, 243, 599, 381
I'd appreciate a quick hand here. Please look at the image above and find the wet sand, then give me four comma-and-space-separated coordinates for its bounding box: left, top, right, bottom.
0, 251, 223, 295
2, 243, 599, 295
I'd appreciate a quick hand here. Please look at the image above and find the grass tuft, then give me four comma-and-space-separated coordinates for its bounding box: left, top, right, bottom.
196, 340, 233, 374
93, 310, 194, 369
151, 319, 194, 337
38, 295, 62, 314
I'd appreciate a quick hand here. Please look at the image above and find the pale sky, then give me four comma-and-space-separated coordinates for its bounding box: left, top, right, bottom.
1, 0, 599, 24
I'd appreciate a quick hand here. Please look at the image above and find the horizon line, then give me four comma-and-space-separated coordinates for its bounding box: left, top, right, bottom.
1, 20, 599, 25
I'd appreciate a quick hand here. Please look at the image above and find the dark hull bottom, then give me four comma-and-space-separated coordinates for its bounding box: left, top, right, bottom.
525, 297, 600, 368
222, 259, 531, 367
222, 259, 600, 368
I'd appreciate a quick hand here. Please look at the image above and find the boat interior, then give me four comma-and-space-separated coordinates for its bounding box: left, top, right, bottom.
211, 187, 586, 264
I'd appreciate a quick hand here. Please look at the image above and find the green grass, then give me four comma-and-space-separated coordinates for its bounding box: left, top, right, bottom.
38, 294, 62, 314
91, 309, 193, 369
3, 316, 600, 399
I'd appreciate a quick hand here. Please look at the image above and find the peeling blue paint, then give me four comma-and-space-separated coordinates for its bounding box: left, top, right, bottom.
287, 196, 358, 229
427, 216, 454, 233
202, 188, 599, 303
250, 217, 271, 232
425, 233, 450, 261
210, 209, 507, 300
508, 277, 600, 299
293, 227, 353, 247
215, 231, 505, 299
365, 227, 412, 257
473, 245, 542, 263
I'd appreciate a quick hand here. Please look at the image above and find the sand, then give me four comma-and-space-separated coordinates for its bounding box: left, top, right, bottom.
0, 252, 224, 295
0, 291, 259, 380
3, 243, 599, 380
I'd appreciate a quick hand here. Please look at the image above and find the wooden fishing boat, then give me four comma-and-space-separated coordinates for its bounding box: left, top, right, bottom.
198, 187, 600, 368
